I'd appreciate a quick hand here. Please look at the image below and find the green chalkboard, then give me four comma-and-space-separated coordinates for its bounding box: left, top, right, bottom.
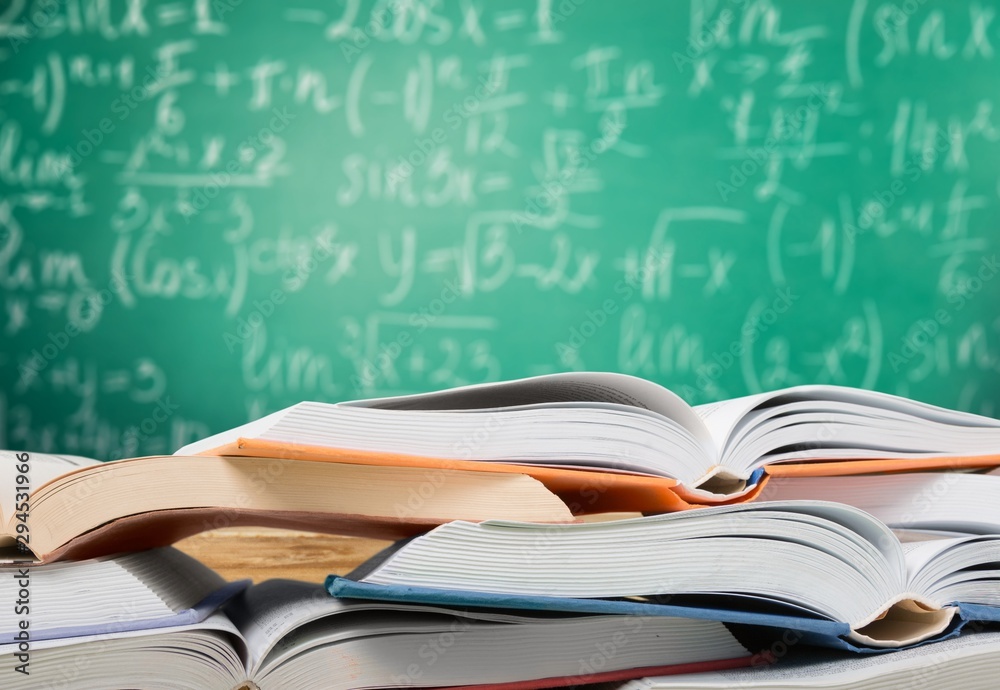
2, 0, 999, 459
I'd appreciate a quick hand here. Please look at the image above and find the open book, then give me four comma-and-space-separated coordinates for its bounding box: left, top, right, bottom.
761, 471, 1000, 535
0, 547, 244, 641
327, 501, 1000, 649
0, 450, 571, 563
0, 578, 753, 690
618, 630, 1000, 690
0, 450, 100, 527
174, 372, 1000, 505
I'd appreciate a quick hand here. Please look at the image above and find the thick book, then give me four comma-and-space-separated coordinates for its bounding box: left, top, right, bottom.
0, 578, 753, 690
0, 450, 571, 563
326, 501, 1000, 650
173, 372, 1000, 509
760, 470, 1000, 535
0, 547, 246, 640
616, 629, 1000, 689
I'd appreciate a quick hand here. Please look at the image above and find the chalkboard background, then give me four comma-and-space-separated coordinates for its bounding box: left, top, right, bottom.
2, 0, 999, 459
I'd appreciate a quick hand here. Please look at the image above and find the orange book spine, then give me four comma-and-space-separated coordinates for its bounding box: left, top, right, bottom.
209, 439, 695, 514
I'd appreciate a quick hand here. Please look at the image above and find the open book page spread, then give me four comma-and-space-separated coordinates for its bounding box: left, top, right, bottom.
621, 630, 1000, 689
224, 579, 346, 670
343, 501, 999, 645
695, 385, 1000, 473
0, 576, 752, 689
5, 374, 1000, 685
173, 373, 1000, 499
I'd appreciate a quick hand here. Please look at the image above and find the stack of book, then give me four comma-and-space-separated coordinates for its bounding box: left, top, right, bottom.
5, 371, 1000, 689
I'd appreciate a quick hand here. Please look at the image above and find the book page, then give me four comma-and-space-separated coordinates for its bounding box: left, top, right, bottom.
894, 528, 970, 543
0, 548, 233, 640
696, 385, 1000, 475
762, 385, 1000, 427
626, 630, 1000, 688
0, 611, 250, 687
901, 538, 960, 573
0, 450, 100, 526
346, 372, 675, 411
346, 372, 718, 459
0, 611, 243, 652
693, 389, 919, 464
694, 393, 777, 460
225, 580, 352, 670
229, 579, 597, 675
762, 473, 1000, 535
357, 500, 905, 630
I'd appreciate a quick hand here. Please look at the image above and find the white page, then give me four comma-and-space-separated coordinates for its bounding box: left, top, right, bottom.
361, 501, 905, 628
226, 580, 349, 669
903, 537, 973, 578
696, 385, 1000, 472
762, 474, 1000, 534
229, 579, 575, 672
345, 371, 718, 458
0, 548, 226, 637
175, 374, 719, 481
0, 611, 242, 654
694, 393, 778, 455
265, 401, 708, 477
0, 450, 100, 525
624, 630, 1000, 688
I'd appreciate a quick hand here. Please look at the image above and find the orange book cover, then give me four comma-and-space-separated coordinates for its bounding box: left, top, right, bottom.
200, 440, 1000, 512
213, 438, 702, 514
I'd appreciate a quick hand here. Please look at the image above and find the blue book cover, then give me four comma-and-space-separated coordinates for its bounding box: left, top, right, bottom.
325, 577, 996, 654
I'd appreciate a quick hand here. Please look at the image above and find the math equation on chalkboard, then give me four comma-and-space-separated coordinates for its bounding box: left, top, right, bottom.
1, 0, 998, 458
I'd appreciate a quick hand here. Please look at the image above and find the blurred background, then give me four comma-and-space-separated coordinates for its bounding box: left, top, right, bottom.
2, 0, 999, 459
